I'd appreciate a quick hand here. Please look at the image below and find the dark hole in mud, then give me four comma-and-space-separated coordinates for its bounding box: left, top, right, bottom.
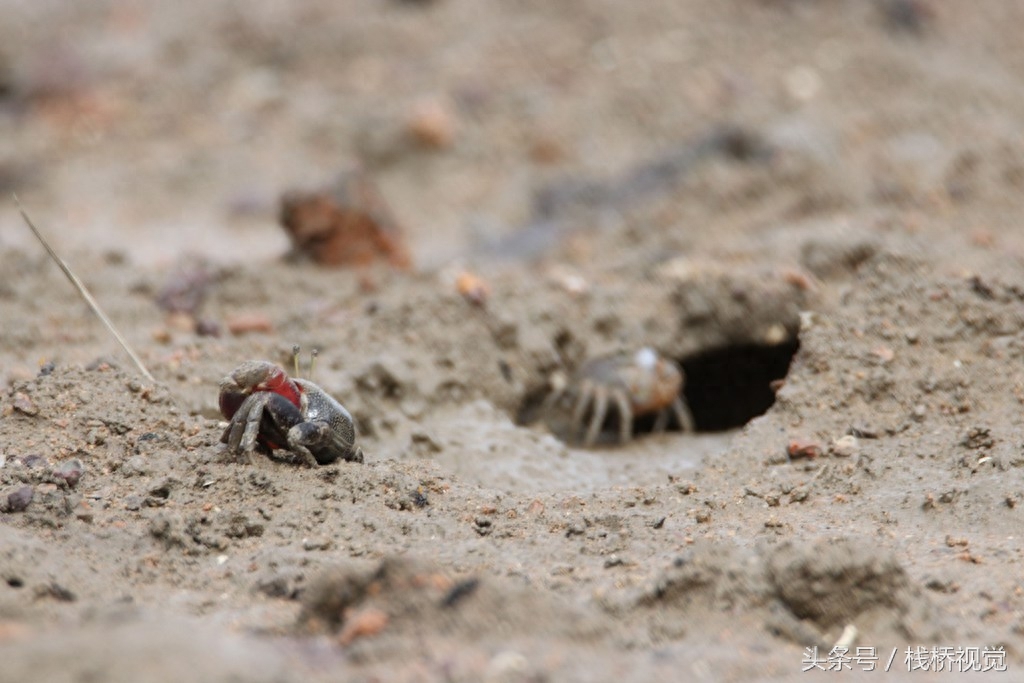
515, 337, 800, 442
6, 577, 24, 588
679, 339, 800, 432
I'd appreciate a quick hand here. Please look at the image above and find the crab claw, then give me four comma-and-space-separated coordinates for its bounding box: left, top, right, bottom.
218, 360, 302, 421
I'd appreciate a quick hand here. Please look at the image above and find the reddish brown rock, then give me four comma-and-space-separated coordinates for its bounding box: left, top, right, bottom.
279, 171, 412, 270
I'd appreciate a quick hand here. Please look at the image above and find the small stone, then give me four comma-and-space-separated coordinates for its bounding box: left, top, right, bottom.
674, 480, 697, 495
11, 392, 38, 416
6, 486, 34, 512
121, 455, 150, 477
474, 517, 493, 536
787, 439, 822, 460
195, 318, 222, 337
548, 267, 589, 297
226, 313, 274, 336
337, 607, 389, 646
830, 435, 859, 458
406, 97, 456, 149
151, 327, 173, 344
455, 271, 490, 307
54, 459, 85, 488
790, 486, 810, 503
872, 345, 895, 363
302, 538, 332, 551
20, 454, 47, 469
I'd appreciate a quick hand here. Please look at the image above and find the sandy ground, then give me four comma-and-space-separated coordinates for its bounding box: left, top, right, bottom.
2, 0, 1024, 680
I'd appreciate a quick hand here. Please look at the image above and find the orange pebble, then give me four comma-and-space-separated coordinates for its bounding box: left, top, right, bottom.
456, 271, 490, 306
337, 607, 389, 646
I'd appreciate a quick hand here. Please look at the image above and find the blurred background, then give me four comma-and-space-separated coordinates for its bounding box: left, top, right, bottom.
1, 0, 1022, 269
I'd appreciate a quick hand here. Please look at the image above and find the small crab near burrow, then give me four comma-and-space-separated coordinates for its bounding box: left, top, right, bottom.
218, 349, 363, 466
541, 347, 695, 447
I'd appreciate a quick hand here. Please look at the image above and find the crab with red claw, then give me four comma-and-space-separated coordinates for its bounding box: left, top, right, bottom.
544, 347, 695, 447
219, 356, 364, 466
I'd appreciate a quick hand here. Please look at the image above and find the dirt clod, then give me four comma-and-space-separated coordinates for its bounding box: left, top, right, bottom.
280, 171, 412, 270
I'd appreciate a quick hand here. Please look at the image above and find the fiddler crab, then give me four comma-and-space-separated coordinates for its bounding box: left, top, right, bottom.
544, 347, 695, 447
219, 347, 363, 466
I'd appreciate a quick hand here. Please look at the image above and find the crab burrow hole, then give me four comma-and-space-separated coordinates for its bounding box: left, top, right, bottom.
679, 338, 800, 432
619, 339, 801, 436
516, 337, 800, 442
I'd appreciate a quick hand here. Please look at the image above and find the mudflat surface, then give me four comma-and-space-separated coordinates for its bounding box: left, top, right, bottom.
2, 1, 1024, 680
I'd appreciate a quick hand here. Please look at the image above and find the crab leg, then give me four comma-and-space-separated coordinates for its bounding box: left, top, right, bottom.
223, 391, 271, 453
571, 379, 594, 422
613, 391, 633, 444
671, 396, 695, 433
583, 385, 609, 447
652, 407, 670, 434
571, 379, 595, 436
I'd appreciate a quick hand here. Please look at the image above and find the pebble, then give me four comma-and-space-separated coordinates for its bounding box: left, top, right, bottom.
12, 392, 38, 416
787, 439, 822, 460
830, 435, 859, 458
406, 97, 456, 149
337, 607, 389, 646
455, 271, 490, 306
226, 313, 274, 336
6, 485, 34, 512
303, 538, 332, 551
195, 317, 222, 337
20, 454, 47, 469
54, 459, 85, 488
546, 265, 589, 296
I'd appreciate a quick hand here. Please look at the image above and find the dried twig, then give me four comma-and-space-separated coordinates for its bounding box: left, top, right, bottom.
15, 195, 156, 383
